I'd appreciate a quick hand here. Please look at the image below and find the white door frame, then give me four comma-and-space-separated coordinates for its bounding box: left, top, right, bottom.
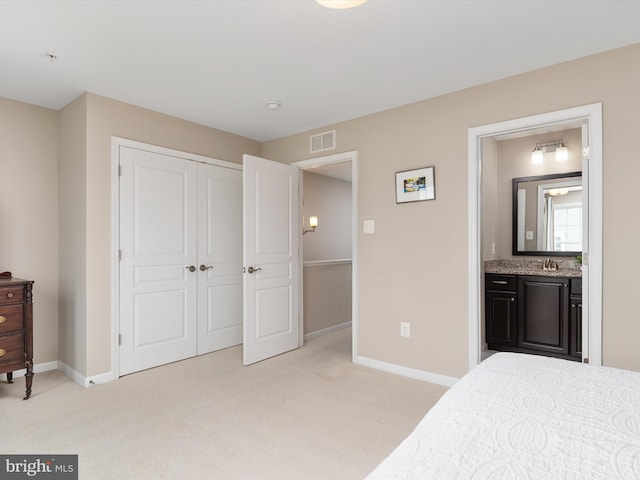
467, 104, 602, 371
293, 151, 359, 362
111, 137, 242, 379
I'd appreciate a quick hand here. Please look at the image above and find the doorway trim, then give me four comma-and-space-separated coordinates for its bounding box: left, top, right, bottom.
293, 151, 358, 362
467, 103, 603, 371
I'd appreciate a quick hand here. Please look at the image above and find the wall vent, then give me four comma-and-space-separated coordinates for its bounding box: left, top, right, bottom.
310, 130, 336, 154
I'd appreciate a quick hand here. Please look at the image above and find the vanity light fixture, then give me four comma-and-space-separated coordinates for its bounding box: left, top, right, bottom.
531, 146, 544, 165
303, 215, 318, 235
531, 140, 567, 164
555, 143, 568, 162
548, 187, 570, 196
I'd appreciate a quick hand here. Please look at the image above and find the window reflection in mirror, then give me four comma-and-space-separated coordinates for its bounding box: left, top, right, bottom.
512, 172, 582, 256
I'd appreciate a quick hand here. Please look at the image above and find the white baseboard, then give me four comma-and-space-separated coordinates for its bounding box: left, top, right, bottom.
58, 362, 115, 388
304, 320, 352, 341
354, 355, 459, 388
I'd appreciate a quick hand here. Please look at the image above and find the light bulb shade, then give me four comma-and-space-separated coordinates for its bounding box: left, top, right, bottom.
309, 216, 318, 228
531, 148, 544, 165
555, 144, 568, 162
316, 0, 368, 9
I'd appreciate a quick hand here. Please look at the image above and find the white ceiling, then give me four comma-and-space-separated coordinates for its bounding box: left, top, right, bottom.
2, 1, 640, 142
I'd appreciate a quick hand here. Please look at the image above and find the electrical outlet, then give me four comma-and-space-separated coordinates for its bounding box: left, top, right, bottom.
400, 321, 411, 338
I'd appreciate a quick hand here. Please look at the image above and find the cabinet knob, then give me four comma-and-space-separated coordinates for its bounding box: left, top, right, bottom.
0, 349, 5, 357
6, 293, 13, 298
0, 316, 5, 324
511, 298, 515, 302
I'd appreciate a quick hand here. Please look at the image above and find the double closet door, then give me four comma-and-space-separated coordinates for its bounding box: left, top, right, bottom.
118, 146, 242, 376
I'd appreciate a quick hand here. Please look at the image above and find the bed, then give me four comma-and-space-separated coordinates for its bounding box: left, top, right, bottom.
366, 352, 640, 479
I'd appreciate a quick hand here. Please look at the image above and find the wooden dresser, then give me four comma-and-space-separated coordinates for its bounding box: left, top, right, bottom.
0, 277, 34, 399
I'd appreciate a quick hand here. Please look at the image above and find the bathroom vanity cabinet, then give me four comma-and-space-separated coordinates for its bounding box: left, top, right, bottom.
486, 273, 582, 361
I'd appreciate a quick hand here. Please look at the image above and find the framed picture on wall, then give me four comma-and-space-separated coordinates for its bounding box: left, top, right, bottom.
395, 166, 435, 203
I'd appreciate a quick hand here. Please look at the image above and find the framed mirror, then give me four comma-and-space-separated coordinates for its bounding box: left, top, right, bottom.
512, 171, 582, 256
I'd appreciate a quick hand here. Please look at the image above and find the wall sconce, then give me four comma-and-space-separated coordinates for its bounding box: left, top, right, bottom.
531, 140, 568, 164
303, 215, 318, 235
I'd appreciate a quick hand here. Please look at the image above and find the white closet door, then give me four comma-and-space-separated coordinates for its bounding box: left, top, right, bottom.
119, 146, 198, 376
197, 163, 243, 354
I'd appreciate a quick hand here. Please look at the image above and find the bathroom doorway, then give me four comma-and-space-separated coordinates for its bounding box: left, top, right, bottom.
468, 104, 603, 370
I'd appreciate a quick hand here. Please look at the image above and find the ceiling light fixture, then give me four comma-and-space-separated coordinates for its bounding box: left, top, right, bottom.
266, 101, 282, 111
316, 0, 368, 9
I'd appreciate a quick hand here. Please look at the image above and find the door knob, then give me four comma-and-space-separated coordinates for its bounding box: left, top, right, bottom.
199, 264, 214, 271
247, 266, 262, 274
185, 265, 196, 273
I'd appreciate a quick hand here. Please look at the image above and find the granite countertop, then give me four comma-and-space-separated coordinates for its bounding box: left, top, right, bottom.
484, 259, 582, 278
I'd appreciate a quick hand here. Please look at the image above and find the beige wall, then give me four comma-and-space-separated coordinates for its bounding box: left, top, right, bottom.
302, 171, 352, 334
72, 93, 261, 376
494, 128, 582, 258
481, 137, 498, 261
58, 95, 88, 372
0, 97, 59, 365
263, 43, 640, 376
302, 171, 352, 261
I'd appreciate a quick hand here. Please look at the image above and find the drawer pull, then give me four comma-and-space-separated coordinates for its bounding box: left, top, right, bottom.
0, 349, 5, 357
6, 293, 13, 298
492, 280, 508, 285
0, 316, 5, 324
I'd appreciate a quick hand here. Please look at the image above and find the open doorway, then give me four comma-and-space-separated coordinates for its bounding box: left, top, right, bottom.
294, 152, 358, 362
468, 104, 603, 370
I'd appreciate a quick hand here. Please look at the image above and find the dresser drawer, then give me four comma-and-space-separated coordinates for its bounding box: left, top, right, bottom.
0, 286, 24, 304
485, 274, 516, 292
0, 304, 24, 334
0, 333, 26, 365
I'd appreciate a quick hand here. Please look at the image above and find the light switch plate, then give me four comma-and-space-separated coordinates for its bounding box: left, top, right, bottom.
363, 219, 375, 234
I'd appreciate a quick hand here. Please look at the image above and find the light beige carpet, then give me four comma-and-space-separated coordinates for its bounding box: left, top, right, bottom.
1, 328, 448, 479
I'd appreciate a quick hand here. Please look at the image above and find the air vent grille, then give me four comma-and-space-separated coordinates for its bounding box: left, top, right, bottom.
310, 130, 336, 154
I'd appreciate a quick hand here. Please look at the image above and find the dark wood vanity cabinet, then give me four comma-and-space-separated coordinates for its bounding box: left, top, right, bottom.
517, 275, 569, 356
486, 273, 580, 362
569, 278, 582, 359
485, 275, 517, 348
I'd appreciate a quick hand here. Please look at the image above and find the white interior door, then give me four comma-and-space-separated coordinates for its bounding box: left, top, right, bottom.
197, 163, 243, 354
119, 146, 198, 375
243, 154, 300, 365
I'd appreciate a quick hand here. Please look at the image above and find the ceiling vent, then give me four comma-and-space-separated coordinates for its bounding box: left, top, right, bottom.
310, 130, 336, 154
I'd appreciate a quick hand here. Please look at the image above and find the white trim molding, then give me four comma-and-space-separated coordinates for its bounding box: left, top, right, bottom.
303, 259, 352, 268
355, 355, 459, 388
467, 103, 603, 372
304, 321, 352, 341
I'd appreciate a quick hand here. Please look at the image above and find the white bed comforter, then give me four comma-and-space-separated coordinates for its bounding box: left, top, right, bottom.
366, 353, 640, 480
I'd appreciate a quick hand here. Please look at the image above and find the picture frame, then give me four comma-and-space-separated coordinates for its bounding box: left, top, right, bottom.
395, 166, 435, 203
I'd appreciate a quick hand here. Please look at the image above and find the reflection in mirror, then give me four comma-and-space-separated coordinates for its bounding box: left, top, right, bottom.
512, 171, 582, 256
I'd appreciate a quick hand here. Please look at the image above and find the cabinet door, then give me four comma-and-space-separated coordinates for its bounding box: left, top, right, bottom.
518, 276, 569, 355
486, 290, 517, 347
570, 297, 583, 359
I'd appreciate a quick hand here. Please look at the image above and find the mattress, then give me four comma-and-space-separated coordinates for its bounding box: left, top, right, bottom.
366, 352, 640, 480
